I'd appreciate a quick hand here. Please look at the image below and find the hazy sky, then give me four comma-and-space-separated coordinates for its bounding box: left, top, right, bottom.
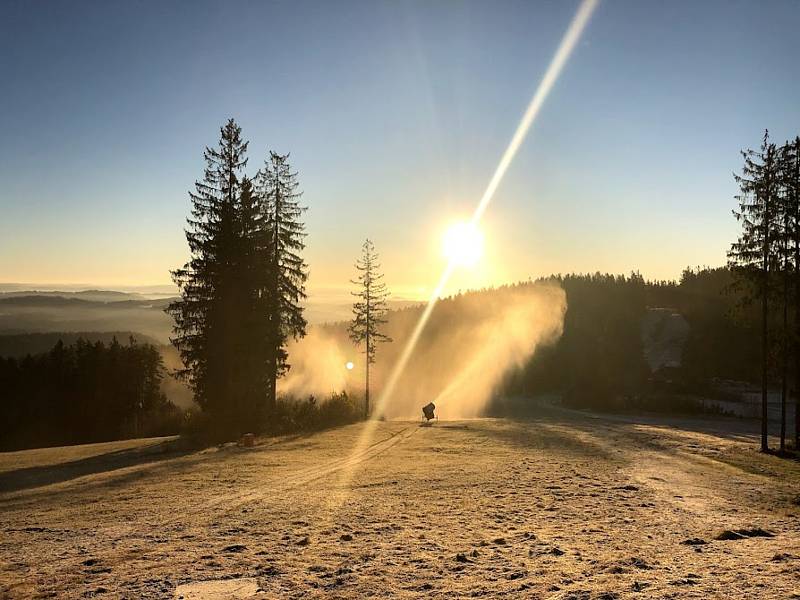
1, 0, 799, 299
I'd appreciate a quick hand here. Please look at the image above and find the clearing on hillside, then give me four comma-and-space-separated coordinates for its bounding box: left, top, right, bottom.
1, 408, 799, 599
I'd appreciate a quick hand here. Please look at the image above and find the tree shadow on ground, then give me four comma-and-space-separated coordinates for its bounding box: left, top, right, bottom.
0, 437, 197, 494
492, 396, 765, 444
0, 428, 327, 497
440, 413, 619, 461
473, 398, 765, 465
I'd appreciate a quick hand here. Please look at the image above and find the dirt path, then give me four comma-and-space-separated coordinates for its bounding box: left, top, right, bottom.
1, 412, 799, 599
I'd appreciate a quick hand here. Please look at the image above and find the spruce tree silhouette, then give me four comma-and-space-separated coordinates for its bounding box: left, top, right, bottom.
729, 130, 781, 452
349, 239, 392, 418
255, 151, 308, 410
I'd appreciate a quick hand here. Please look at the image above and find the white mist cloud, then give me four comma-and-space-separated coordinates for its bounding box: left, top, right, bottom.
278, 282, 567, 418
278, 326, 352, 399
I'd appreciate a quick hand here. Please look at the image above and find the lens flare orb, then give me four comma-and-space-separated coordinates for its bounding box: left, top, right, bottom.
345, 361, 354, 370
442, 221, 484, 268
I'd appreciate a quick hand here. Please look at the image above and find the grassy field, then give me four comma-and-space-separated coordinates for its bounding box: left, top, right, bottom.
1, 407, 799, 599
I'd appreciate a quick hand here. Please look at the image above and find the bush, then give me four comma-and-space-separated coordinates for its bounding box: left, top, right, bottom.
181, 391, 363, 444
181, 406, 218, 445
268, 391, 363, 435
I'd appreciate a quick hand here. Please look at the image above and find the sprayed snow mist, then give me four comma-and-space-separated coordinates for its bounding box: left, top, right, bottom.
278, 327, 350, 398
279, 282, 566, 417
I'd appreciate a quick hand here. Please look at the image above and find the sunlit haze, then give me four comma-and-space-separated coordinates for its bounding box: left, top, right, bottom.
2, 1, 799, 300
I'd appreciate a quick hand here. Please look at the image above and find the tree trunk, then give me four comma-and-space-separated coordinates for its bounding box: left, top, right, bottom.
762, 192, 770, 453
365, 272, 371, 420
365, 356, 370, 420
268, 356, 277, 411
268, 184, 281, 413
762, 283, 769, 452
796, 144, 800, 451
782, 267, 788, 452
795, 352, 800, 450
796, 150, 800, 451
796, 266, 800, 450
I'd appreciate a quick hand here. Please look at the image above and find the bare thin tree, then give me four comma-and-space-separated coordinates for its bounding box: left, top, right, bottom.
729, 130, 781, 452
349, 239, 392, 418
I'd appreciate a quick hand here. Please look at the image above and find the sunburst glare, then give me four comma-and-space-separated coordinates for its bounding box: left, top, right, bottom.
442, 221, 484, 268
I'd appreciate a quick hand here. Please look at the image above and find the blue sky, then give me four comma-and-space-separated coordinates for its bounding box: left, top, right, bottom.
1, 0, 799, 297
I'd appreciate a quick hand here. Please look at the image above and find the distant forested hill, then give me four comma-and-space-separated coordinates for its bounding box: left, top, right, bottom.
0, 291, 417, 341
0, 289, 148, 302
0, 295, 175, 341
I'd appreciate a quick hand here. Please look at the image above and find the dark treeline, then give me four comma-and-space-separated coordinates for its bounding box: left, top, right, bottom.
0, 331, 160, 358
500, 267, 762, 412
0, 338, 181, 451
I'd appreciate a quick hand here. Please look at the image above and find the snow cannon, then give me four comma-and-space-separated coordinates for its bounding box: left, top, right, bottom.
422, 402, 436, 421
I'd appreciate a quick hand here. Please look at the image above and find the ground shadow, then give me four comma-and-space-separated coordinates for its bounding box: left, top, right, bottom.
474, 398, 771, 466
0, 437, 196, 494
492, 396, 764, 443
0, 427, 335, 497
463, 416, 619, 461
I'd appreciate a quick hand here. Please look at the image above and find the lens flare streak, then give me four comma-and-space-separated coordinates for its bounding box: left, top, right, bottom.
374, 0, 598, 419
471, 0, 598, 225
332, 0, 598, 501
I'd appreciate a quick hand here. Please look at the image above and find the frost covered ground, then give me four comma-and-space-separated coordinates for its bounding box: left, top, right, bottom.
1, 406, 799, 599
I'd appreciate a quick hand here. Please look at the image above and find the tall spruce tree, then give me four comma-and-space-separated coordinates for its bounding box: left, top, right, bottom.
783, 137, 800, 450
773, 138, 800, 452
237, 175, 274, 417
778, 172, 791, 453
255, 152, 308, 407
729, 130, 780, 452
168, 119, 253, 434
349, 239, 392, 418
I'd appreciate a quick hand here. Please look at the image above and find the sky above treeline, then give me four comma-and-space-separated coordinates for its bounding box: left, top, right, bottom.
1, 1, 799, 300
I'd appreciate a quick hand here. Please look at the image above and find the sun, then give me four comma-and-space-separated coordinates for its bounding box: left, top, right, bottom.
442, 221, 484, 267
